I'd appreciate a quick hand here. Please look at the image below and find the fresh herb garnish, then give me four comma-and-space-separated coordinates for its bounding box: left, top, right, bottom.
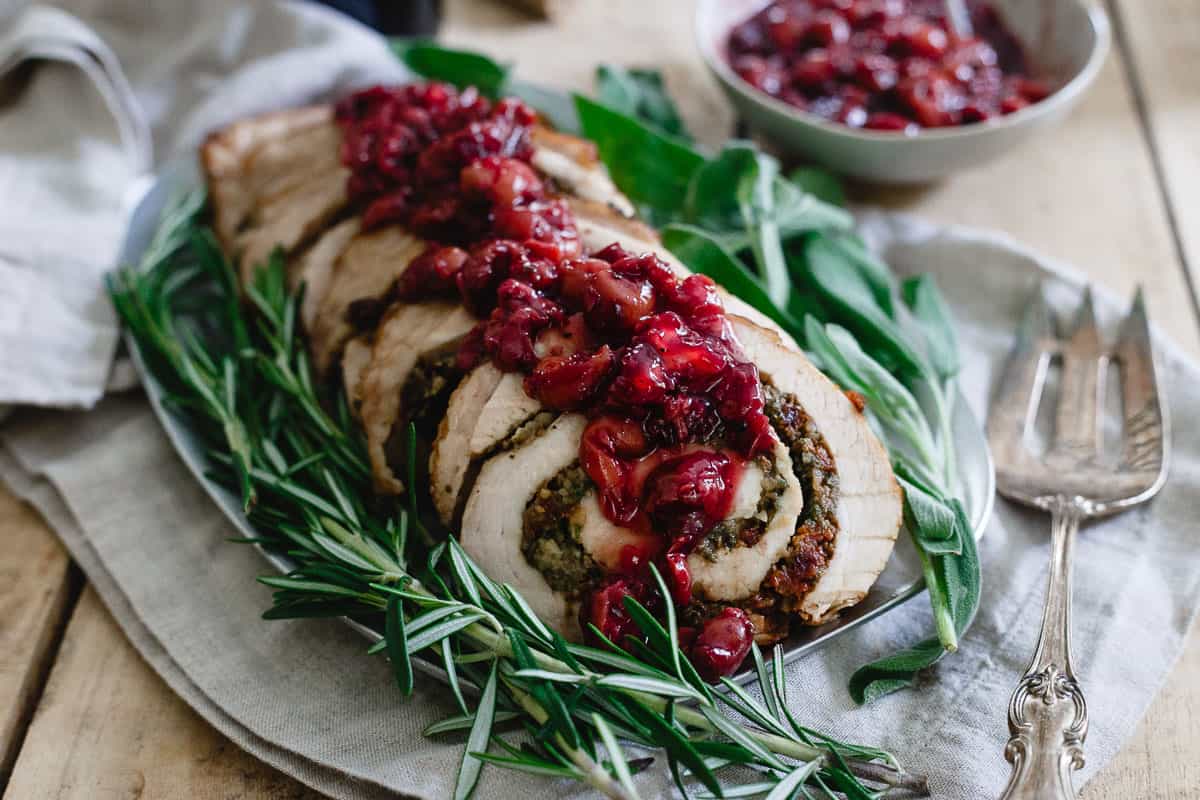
391, 39, 580, 134
399, 43, 982, 702
109, 191, 927, 798
594, 64, 692, 143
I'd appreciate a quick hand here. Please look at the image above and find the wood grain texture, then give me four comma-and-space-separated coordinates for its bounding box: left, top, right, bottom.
847, 45, 1200, 359
2, 588, 321, 800
0, 487, 75, 789
2, 2, 1196, 798
1076, 2, 1200, 798
1110, 0, 1200, 318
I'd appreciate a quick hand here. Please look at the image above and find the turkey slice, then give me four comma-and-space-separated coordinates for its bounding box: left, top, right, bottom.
359, 301, 476, 494
292, 217, 361, 333
201, 106, 332, 250
200, 107, 349, 287
460, 414, 588, 638
531, 126, 635, 218
234, 164, 348, 287
308, 226, 428, 376
730, 316, 902, 623
430, 364, 545, 525
340, 334, 372, 420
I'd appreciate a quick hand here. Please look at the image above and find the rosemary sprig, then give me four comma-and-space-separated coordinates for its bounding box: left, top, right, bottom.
107, 191, 928, 798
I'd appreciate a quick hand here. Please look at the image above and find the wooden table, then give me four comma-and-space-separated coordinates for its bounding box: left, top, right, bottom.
2, 1, 1198, 797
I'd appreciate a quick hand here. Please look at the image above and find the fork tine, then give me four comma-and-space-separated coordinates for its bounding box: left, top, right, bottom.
1051, 287, 1104, 460
988, 284, 1055, 453
1114, 287, 1168, 474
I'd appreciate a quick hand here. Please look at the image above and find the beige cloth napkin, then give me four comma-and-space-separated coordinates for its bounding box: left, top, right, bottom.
4, 213, 1200, 799
0, 0, 407, 409
2, 2, 1200, 799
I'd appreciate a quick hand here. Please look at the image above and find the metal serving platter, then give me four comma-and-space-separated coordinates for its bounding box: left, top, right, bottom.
120, 156, 995, 687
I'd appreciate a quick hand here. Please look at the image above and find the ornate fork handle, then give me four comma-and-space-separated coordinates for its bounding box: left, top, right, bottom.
999, 495, 1089, 800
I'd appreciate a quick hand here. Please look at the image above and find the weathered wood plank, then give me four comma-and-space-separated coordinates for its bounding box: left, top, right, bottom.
1110, 0, 1200, 317
850, 44, 1200, 359
6, 3, 1195, 798
3, 588, 321, 800
0, 486, 76, 789
1078, 2, 1200, 797
1082, 625, 1200, 800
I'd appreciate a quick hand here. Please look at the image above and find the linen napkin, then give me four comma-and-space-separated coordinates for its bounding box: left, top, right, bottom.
0, 0, 408, 409
2, 2, 1200, 799
4, 211, 1200, 799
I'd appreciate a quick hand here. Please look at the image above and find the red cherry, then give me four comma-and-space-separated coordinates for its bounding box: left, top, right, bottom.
899, 19, 948, 59
610, 343, 675, 406
583, 271, 657, 335
581, 576, 644, 649
663, 551, 693, 606
690, 607, 755, 681
1012, 77, 1052, 102
524, 346, 615, 410
864, 111, 918, 133
807, 10, 851, 46
734, 55, 786, 96
580, 415, 649, 524
395, 245, 468, 299
855, 53, 898, 92
459, 156, 542, 206
793, 49, 837, 87
1000, 95, 1029, 114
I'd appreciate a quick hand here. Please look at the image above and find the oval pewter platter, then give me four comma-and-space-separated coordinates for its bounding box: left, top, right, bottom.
119, 155, 995, 688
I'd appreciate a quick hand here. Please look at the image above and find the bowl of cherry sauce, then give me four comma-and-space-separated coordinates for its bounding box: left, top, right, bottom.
696, 0, 1110, 183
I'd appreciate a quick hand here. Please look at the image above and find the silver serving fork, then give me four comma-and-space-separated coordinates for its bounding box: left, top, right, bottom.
988, 286, 1169, 800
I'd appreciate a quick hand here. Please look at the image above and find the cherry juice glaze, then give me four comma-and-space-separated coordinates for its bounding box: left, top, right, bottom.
336, 84, 767, 676
726, 0, 1051, 133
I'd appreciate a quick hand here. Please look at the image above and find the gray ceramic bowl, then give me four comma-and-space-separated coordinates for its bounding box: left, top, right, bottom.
696, 0, 1111, 183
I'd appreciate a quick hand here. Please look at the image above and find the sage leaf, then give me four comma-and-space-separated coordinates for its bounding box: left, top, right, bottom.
898, 476, 962, 555
393, 41, 578, 132
770, 177, 853, 240
831, 234, 895, 316
735, 150, 791, 308
902, 274, 960, 380
787, 166, 846, 208
850, 500, 980, 702
799, 236, 921, 374
574, 94, 705, 226
595, 64, 691, 142
393, 40, 510, 96
662, 224, 801, 334
684, 143, 758, 231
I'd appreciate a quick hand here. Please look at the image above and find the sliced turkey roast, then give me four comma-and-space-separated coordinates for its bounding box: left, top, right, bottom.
201, 96, 905, 654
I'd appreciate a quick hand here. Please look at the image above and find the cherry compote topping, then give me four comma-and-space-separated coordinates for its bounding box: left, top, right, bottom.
337, 83, 774, 678
726, 0, 1052, 132
691, 607, 756, 682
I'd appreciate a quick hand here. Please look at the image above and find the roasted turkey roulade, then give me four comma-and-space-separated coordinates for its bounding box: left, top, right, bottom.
202, 82, 903, 679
